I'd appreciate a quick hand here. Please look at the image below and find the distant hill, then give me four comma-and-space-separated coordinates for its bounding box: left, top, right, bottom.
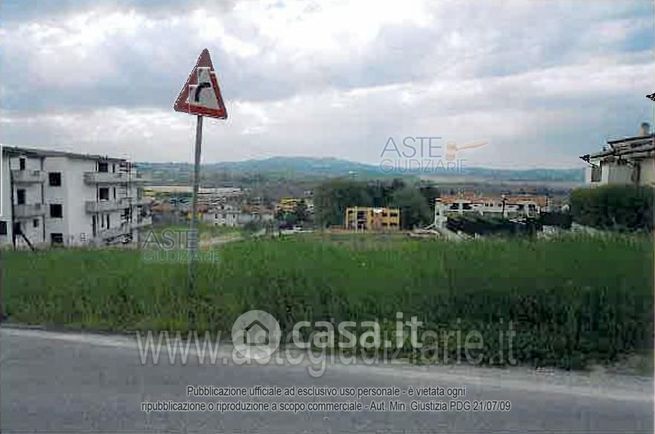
137, 156, 584, 184
208, 157, 379, 177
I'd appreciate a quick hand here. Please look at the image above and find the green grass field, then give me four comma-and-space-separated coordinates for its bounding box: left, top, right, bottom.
3, 233, 653, 369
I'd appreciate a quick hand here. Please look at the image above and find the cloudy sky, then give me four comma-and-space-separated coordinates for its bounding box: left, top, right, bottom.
1, 0, 653, 168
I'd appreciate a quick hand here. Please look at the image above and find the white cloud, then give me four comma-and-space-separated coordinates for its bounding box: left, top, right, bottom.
0, 0, 653, 167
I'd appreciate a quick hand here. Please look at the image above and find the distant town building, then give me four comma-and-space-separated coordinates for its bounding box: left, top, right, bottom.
1, 146, 151, 248
144, 186, 245, 206
203, 204, 274, 227
275, 197, 302, 214
580, 122, 655, 186
435, 193, 548, 221
203, 203, 240, 227
239, 204, 275, 225
344, 207, 400, 231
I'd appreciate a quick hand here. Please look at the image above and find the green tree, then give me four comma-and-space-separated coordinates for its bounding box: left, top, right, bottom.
418, 183, 440, 210
314, 179, 373, 227
294, 199, 309, 223
570, 185, 653, 231
390, 186, 432, 229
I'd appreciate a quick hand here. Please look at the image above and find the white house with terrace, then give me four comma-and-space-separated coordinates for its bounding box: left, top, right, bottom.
431, 193, 549, 228
580, 122, 655, 187
0, 145, 151, 249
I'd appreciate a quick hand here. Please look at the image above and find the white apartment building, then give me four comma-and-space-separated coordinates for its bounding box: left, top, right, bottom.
203, 203, 274, 228
580, 123, 655, 186
203, 203, 241, 227
0, 146, 151, 248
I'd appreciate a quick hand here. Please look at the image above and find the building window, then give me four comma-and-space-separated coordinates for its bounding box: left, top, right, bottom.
0, 221, 7, 235
50, 233, 64, 246
33, 219, 39, 228
50, 204, 63, 218
16, 189, 26, 205
99, 187, 110, 200
19, 158, 26, 170
98, 162, 109, 173
49, 172, 62, 186
590, 165, 602, 183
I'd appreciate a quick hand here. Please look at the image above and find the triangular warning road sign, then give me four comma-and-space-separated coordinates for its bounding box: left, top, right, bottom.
174, 49, 228, 119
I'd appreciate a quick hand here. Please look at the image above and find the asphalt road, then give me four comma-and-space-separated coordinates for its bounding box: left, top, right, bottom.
1, 327, 652, 433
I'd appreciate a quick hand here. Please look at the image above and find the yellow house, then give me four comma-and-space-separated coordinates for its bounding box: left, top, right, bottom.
344, 207, 400, 231
276, 198, 302, 213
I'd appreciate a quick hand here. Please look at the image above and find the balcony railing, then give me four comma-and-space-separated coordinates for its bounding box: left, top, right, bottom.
131, 198, 151, 206
98, 224, 131, 240
84, 172, 129, 184
131, 216, 153, 229
11, 170, 46, 184
85, 199, 130, 213
83, 172, 150, 184
14, 203, 46, 218
131, 173, 150, 183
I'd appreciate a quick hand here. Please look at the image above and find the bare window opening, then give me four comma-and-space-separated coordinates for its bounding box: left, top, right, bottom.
49, 172, 62, 186
50, 204, 63, 218
50, 233, 63, 246
590, 165, 602, 182
17, 189, 26, 205
99, 188, 110, 200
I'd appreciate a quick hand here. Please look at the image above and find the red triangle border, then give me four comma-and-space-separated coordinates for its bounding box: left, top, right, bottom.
173, 49, 228, 119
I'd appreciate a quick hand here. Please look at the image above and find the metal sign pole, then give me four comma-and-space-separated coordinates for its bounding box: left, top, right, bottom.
188, 114, 203, 329
0, 249, 4, 322
174, 49, 226, 330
